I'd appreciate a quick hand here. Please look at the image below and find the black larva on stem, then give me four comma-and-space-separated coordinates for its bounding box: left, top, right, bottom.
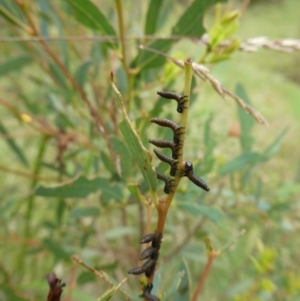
142, 257, 156, 271
150, 118, 185, 145
183, 161, 210, 192
154, 149, 177, 176
157, 91, 188, 113
156, 171, 173, 194
149, 139, 175, 150
140, 233, 159, 244
150, 118, 183, 134
127, 266, 145, 275
141, 283, 160, 301
139, 246, 156, 260
149, 139, 182, 159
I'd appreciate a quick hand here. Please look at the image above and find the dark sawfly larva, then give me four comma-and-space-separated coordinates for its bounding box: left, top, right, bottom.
141, 283, 160, 301
139, 246, 156, 260
127, 266, 145, 275
149, 139, 182, 159
150, 118, 185, 145
183, 161, 210, 192
157, 91, 188, 113
142, 258, 156, 271
154, 149, 178, 176
140, 233, 160, 244
156, 171, 173, 194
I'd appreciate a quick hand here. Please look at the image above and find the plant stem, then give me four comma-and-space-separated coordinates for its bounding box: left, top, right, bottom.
191, 249, 218, 301
114, 0, 128, 71
156, 59, 194, 234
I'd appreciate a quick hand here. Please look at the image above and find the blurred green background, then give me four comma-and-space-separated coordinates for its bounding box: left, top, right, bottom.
0, 0, 299, 300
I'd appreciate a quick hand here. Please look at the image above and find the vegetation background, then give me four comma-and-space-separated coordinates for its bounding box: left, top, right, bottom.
0, 0, 299, 300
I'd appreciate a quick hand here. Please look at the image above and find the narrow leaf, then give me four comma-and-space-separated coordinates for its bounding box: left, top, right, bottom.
263, 127, 289, 159
132, 0, 226, 71
35, 175, 123, 202
0, 121, 28, 166
49, 62, 68, 89
145, 0, 163, 35
74, 60, 92, 88
236, 83, 254, 151
70, 207, 100, 218
0, 56, 33, 77
173, 260, 190, 301
66, 0, 116, 48
111, 76, 157, 192
43, 238, 71, 261
161, 271, 185, 301
177, 201, 223, 224
0, 3, 31, 32
171, 0, 227, 36
110, 135, 132, 180
218, 152, 262, 176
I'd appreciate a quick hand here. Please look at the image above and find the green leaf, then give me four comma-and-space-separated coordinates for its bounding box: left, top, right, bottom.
218, 152, 262, 176
177, 201, 223, 224
111, 79, 157, 192
0, 3, 30, 32
110, 135, 133, 180
132, 0, 226, 71
0, 121, 28, 167
74, 60, 92, 88
43, 238, 71, 261
0, 56, 33, 77
70, 206, 100, 218
119, 120, 157, 191
161, 270, 185, 301
236, 83, 254, 152
35, 175, 123, 202
77, 271, 96, 285
171, 0, 227, 36
173, 260, 190, 301
0, 284, 28, 301
49, 62, 68, 89
145, 0, 163, 35
100, 151, 119, 177
66, 0, 116, 48
263, 127, 289, 159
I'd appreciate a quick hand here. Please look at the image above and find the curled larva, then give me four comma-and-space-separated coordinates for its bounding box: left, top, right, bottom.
154, 149, 178, 176
139, 246, 156, 260
157, 91, 188, 113
142, 283, 160, 301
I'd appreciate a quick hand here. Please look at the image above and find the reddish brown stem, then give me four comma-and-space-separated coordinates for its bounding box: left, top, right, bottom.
191, 250, 218, 301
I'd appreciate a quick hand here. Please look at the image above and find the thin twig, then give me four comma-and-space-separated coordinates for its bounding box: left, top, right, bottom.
191, 249, 219, 301
72, 256, 131, 300
191, 238, 219, 301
